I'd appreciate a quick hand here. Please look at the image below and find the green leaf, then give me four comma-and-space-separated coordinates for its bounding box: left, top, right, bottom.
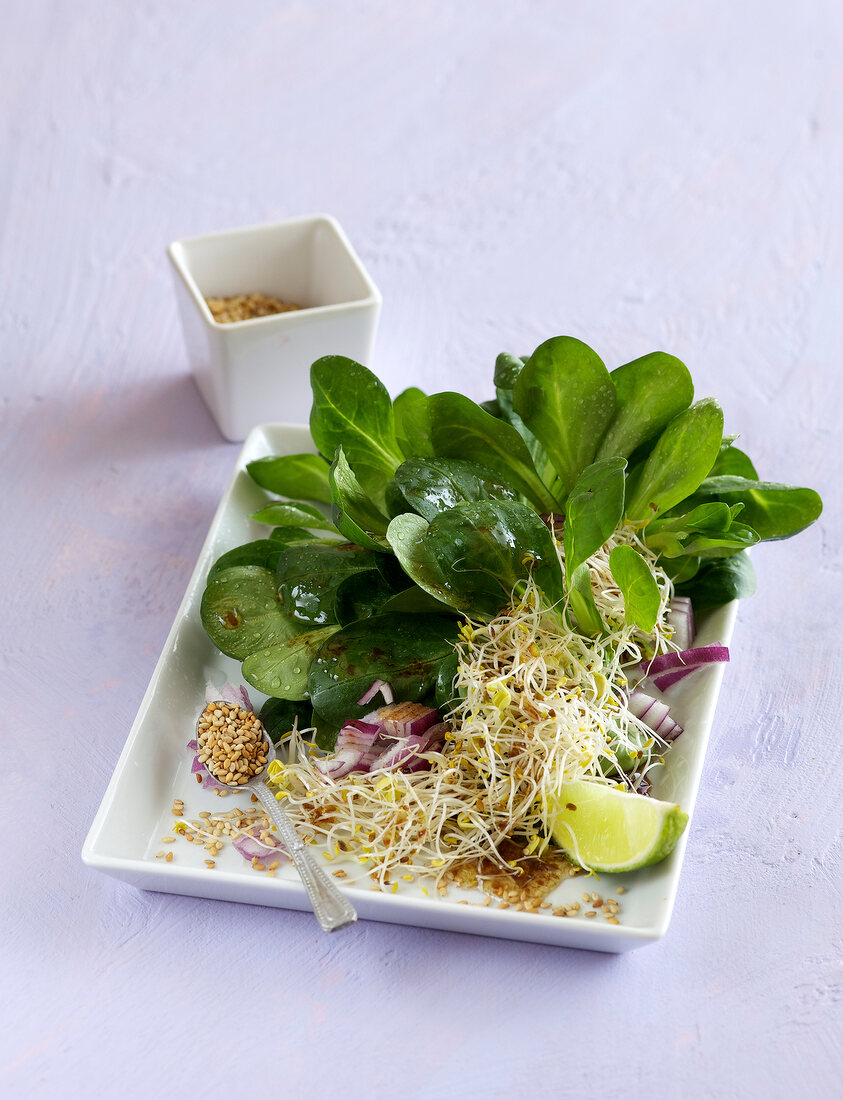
387, 501, 565, 620
676, 553, 756, 610
602, 721, 654, 777
246, 454, 332, 502
392, 457, 518, 522
678, 523, 759, 559
493, 352, 554, 481
493, 351, 525, 396
308, 613, 458, 728
513, 336, 616, 500
380, 586, 458, 616
258, 697, 314, 742
493, 353, 528, 433
329, 445, 391, 551
251, 500, 338, 532
309, 357, 403, 488
563, 458, 627, 579
663, 555, 701, 585
568, 562, 604, 637
645, 502, 759, 559
200, 566, 304, 660
385, 512, 451, 603
276, 543, 378, 625
269, 527, 344, 547
688, 476, 823, 542
374, 551, 415, 592
333, 570, 395, 626
708, 443, 759, 480
313, 715, 341, 752
242, 627, 339, 699
649, 501, 740, 538
624, 399, 725, 523
393, 387, 434, 458
207, 540, 282, 583
426, 391, 557, 512
608, 545, 662, 633
596, 352, 694, 461
434, 650, 461, 710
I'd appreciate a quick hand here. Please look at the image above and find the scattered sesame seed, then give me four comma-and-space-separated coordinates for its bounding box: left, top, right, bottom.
584, 910, 596, 918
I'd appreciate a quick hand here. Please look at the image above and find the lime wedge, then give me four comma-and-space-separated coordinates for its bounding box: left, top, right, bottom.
548, 780, 688, 873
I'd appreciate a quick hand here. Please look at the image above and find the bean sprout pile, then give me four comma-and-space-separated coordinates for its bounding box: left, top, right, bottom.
267, 524, 677, 889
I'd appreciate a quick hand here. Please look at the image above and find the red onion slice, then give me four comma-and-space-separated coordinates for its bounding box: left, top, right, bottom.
656, 716, 682, 742
637, 644, 730, 693
379, 703, 440, 740
232, 827, 286, 863
650, 667, 697, 692
369, 725, 440, 771
353, 736, 391, 773
314, 701, 445, 777
204, 681, 254, 712
314, 719, 382, 779
356, 680, 394, 706
667, 596, 696, 651
189, 744, 224, 789
628, 691, 668, 724
404, 722, 447, 772
644, 644, 730, 678
627, 689, 684, 742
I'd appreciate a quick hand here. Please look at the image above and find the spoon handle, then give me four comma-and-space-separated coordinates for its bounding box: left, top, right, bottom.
251, 780, 357, 932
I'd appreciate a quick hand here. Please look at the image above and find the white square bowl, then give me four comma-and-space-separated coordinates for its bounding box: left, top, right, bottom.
168, 215, 381, 441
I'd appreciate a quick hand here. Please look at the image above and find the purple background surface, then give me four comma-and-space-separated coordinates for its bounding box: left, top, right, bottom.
3, 2, 840, 1097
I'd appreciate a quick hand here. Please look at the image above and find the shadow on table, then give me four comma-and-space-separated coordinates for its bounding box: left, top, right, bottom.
78, 371, 232, 465
359, 916, 629, 975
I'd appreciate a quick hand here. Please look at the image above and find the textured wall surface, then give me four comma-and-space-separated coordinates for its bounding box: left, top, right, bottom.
2, 2, 840, 1097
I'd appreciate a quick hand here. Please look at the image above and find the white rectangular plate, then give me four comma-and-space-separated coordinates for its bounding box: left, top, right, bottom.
83, 423, 737, 951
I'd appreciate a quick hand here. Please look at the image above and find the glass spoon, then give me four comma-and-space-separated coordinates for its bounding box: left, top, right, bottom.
197, 702, 357, 932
